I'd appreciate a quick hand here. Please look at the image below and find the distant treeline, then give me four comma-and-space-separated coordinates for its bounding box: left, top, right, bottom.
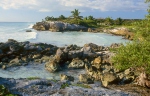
42, 9, 142, 27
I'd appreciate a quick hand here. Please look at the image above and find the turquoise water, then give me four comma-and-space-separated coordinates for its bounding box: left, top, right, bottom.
0, 22, 129, 47
0, 22, 129, 79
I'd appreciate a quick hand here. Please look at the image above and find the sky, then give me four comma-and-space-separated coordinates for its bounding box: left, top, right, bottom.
0, 0, 149, 22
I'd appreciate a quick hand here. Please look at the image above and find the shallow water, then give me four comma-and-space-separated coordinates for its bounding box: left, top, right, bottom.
0, 22, 129, 79
0, 63, 85, 80
0, 22, 129, 47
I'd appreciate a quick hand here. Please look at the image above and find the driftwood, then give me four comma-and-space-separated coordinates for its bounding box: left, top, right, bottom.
136, 72, 150, 88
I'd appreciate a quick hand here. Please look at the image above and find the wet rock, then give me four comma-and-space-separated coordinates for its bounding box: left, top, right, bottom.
79, 74, 94, 84
60, 74, 74, 81
45, 59, 61, 73
26, 30, 32, 32
101, 73, 118, 87
68, 58, 85, 69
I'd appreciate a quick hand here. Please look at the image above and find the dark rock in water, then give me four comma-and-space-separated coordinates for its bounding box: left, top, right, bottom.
60, 74, 74, 81
26, 30, 32, 32
79, 74, 94, 84
101, 73, 118, 87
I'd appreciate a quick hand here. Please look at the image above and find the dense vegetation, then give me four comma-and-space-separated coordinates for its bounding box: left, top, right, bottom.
112, 0, 150, 73
43, 9, 141, 28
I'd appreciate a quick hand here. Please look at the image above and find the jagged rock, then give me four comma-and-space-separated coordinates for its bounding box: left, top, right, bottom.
60, 74, 74, 81
136, 72, 150, 88
9, 58, 20, 64
33, 21, 87, 32
82, 47, 97, 59
41, 56, 53, 63
45, 59, 61, 73
79, 74, 94, 84
101, 73, 118, 87
32, 54, 42, 59
92, 56, 102, 69
55, 48, 67, 62
68, 58, 85, 69
68, 50, 83, 59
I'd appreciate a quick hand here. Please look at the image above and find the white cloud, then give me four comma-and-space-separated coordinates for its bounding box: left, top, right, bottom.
0, 0, 148, 12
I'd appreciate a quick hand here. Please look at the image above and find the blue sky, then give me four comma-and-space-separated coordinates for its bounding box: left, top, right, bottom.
0, 0, 148, 22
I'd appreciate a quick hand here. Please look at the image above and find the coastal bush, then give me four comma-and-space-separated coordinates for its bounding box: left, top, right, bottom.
111, 41, 150, 73
61, 83, 69, 89
0, 85, 15, 96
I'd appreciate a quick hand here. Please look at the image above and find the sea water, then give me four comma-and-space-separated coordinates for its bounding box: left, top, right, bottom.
0, 22, 129, 47
0, 22, 129, 79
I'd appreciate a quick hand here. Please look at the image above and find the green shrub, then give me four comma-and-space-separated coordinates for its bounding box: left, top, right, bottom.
111, 41, 150, 73
0, 85, 15, 96
61, 83, 69, 89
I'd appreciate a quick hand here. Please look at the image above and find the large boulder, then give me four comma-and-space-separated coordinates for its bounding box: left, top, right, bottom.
45, 59, 61, 73
79, 74, 94, 84
55, 48, 67, 62
68, 58, 85, 69
81, 46, 97, 59
101, 73, 118, 87
60, 74, 74, 81
68, 50, 83, 59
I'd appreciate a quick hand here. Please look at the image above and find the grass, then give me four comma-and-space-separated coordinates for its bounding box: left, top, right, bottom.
27, 77, 41, 80
72, 84, 92, 88
61, 83, 69, 89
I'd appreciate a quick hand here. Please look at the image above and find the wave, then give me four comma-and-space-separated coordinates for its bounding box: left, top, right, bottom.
0, 31, 37, 42
28, 24, 34, 29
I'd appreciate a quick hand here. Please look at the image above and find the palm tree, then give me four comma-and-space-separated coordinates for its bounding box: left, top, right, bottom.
88, 15, 94, 20
59, 15, 66, 20
115, 17, 123, 25
105, 17, 113, 25
70, 9, 83, 20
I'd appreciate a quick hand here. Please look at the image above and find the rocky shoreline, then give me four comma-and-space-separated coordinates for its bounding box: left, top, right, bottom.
32, 21, 134, 40
0, 39, 150, 95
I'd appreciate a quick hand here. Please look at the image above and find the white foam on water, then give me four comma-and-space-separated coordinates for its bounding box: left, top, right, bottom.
28, 24, 34, 29
0, 31, 37, 42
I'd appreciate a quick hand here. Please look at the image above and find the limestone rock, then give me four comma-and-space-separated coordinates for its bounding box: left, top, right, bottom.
101, 73, 118, 87
92, 56, 102, 69
136, 72, 150, 88
79, 74, 94, 84
60, 74, 74, 81
45, 59, 61, 73
68, 58, 85, 69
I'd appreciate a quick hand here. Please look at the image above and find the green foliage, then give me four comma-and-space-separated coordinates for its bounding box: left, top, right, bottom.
61, 83, 69, 89
27, 77, 41, 80
111, 41, 150, 73
72, 84, 91, 88
0, 85, 15, 96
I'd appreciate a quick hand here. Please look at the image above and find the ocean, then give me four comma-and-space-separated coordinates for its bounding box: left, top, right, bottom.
0, 22, 129, 47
